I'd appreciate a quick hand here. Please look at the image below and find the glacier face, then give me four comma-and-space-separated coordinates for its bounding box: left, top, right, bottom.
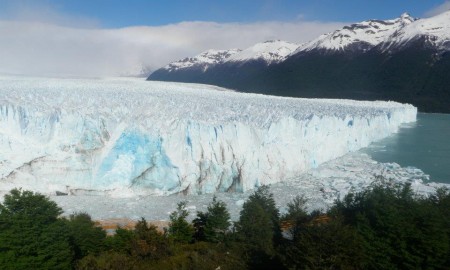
48, 152, 447, 222
0, 76, 416, 196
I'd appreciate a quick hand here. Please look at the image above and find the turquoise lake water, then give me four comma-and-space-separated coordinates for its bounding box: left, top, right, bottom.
362, 113, 450, 184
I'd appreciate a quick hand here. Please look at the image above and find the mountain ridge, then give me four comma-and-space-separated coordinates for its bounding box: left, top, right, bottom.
148, 11, 450, 113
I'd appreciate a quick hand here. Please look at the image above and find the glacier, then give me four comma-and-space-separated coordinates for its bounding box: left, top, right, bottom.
47, 151, 448, 222
0, 76, 416, 196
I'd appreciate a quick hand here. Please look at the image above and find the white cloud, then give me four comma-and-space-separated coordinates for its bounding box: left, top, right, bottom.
424, 1, 450, 17
0, 2, 346, 77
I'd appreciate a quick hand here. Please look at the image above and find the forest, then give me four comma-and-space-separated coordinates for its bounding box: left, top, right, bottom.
0, 180, 449, 270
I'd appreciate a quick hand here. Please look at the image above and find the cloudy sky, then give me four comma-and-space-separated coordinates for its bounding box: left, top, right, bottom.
0, 0, 449, 77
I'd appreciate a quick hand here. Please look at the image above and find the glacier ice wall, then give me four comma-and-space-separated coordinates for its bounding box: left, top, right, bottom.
0, 76, 417, 196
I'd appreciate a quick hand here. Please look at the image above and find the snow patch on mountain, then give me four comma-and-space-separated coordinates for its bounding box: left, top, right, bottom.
297, 13, 416, 52
382, 11, 450, 51
164, 49, 241, 72
226, 40, 300, 64
160, 40, 299, 72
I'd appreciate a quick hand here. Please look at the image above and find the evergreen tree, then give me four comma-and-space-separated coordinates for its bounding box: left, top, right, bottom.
66, 212, 107, 261
194, 196, 231, 243
236, 186, 281, 255
283, 215, 365, 269
0, 188, 62, 223
282, 195, 308, 242
204, 196, 230, 242
237, 201, 274, 254
0, 189, 73, 270
430, 187, 450, 267
168, 201, 194, 243
192, 211, 208, 241
334, 183, 450, 269
104, 227, 134, 254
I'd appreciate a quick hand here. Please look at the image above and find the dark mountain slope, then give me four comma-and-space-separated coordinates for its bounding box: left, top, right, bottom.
148, 13, 450, 113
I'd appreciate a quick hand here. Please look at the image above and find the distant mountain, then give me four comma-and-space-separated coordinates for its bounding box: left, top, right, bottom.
149, 40, 299, 83
298, 13, 416, 53
148, 12, 450, 113
163, 49, 241, 72
225, 40, 299, 63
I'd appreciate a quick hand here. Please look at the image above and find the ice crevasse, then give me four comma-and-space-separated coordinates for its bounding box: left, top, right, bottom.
0, 76, 417, 196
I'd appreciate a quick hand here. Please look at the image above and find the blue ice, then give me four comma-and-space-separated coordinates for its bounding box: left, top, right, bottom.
96, 131, 179, 191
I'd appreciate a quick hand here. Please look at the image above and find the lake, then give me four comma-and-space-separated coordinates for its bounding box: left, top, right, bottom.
362, 113, 450, 184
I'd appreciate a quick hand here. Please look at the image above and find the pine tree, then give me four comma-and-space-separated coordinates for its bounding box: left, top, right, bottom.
236, 185, 281, 255
237, 201, 274, 254
192, 211, 208, 241
202, 196, 231, 243
282, 195, 308, 241
168, 201, 194, 243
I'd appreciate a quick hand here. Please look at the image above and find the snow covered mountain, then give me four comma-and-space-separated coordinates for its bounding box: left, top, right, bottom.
293, 11, 449, 53
160, 40, 298, 74
153, 11, 450, 70
226, 40, 299, 64
297, 13, 416, 53
152, 13, 420, 73
381, 11, 450, 52
164, 49, 241, 72
148, 11, 450, 113
0, 76, 416, 196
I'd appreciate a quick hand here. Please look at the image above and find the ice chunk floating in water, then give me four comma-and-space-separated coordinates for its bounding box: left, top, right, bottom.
0, 76, 416, 196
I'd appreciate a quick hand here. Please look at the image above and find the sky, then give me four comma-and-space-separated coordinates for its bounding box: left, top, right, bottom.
0, 0, 449, 77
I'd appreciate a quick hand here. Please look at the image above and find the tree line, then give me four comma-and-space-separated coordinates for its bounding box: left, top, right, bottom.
0, 180, 449, 269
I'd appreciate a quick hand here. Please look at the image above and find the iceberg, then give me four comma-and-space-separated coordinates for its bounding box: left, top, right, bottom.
0, 76, 417, 196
